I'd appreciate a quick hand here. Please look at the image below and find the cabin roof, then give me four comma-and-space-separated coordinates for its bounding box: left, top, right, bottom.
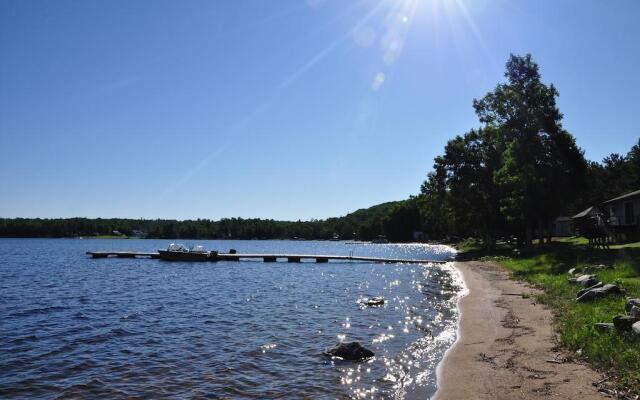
572, 206, 597, 219
602, 189, 640, 205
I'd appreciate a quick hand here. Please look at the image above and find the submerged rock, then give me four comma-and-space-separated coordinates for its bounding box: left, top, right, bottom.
324, 342, 374, 361
359, 297, 385, 307
576, 284, 622, 302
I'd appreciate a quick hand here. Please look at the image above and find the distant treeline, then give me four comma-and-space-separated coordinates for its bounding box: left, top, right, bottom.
0, 202, 402, 241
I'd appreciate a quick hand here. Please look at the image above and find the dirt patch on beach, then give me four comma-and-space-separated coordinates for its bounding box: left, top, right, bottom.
434, 261, 608, 400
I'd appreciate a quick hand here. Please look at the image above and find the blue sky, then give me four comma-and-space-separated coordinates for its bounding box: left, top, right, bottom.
1, 0, 638, 220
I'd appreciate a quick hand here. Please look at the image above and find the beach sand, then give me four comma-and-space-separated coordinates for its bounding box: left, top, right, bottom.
434, 261, 607, 400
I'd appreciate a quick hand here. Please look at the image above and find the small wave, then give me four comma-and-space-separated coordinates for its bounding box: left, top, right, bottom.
8, 334, 39, 345
9, 305, 68, 318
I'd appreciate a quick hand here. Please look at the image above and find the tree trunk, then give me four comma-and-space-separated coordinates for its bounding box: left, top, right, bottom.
525, 224, 533, 247
538, 219, 545, 246
484, 233, 495, 251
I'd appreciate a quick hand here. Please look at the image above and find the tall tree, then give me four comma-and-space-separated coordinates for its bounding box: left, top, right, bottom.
473, 54, 587, 245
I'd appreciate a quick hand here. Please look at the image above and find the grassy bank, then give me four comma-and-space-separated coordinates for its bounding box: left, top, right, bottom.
463, 238, 640, 391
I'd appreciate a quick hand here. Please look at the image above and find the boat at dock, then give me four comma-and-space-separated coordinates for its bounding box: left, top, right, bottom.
158, 243, 217, 261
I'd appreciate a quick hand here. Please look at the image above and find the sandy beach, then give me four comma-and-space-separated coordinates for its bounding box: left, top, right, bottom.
434, 261, 608, 400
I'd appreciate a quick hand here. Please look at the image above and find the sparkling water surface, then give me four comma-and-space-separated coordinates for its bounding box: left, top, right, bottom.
0, 239, 462, 399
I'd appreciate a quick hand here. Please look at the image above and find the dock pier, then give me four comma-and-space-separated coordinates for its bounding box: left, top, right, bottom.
86, 251, 448, 264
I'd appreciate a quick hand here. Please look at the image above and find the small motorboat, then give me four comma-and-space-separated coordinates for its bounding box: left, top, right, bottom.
158, 243, 217, 261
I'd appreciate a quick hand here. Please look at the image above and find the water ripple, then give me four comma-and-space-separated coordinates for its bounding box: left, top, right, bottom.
0, 239, 460, 399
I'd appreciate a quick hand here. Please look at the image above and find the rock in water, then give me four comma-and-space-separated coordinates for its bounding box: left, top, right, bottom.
359, 297, 385, 307
325, 342, 374, 361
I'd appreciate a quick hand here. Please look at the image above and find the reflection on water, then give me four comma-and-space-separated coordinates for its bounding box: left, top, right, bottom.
0, 239, 461, 399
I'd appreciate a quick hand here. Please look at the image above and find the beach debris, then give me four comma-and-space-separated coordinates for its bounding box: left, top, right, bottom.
613, 315, 636, 332
576, 284, 622, 302
594, 323, 615, 332
545, 353, 566, 364
358, 296, 385, 307
569, 274, 599, 287
324, 341, 374, 361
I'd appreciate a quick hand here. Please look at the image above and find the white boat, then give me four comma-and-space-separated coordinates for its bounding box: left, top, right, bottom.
158, 243, 216, 261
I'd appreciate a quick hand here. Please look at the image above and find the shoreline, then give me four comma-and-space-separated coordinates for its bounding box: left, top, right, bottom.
433, 261, 607, 399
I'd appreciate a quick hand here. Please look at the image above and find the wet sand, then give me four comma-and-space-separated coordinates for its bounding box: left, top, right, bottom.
434, 261, 607, 400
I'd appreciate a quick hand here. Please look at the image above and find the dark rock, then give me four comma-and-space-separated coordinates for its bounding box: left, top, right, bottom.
594, 323, 614, 332
324, 342, 374, 361
574, 274, 599, 287
576, 282, 603, 298
576, 284, 622, 302
625, 298, 640, 314
613, 315, 636, 332
629, 305, 640, 321
359, 297, 385, 307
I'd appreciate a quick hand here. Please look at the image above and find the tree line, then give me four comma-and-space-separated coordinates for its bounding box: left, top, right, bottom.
1, 55, 638, 246
0, 202, 398, 241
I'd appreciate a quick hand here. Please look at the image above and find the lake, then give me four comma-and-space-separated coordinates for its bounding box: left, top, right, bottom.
0, 239, 462, 399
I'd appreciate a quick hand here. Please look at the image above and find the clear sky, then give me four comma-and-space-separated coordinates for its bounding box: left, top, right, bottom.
1, 0, 638, 220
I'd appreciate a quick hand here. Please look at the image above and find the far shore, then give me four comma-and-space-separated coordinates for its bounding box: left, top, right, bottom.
434, 261, 607, 400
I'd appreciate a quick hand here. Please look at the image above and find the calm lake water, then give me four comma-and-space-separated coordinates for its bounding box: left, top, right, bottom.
0, 239, 462, 399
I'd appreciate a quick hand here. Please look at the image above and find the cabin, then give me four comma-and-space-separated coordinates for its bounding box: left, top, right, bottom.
571, 206, 608, 247
602, 189, 640, 241
572, 189, 640, 246
552, 216, 573, 237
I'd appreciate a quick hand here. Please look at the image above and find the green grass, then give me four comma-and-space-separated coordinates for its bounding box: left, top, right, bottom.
493, 245, 640, 391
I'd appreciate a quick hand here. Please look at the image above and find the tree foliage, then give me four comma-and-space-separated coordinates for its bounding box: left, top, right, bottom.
422, 54, 589, 247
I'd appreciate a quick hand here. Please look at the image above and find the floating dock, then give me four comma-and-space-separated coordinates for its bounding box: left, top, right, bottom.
85, 251, 448, 264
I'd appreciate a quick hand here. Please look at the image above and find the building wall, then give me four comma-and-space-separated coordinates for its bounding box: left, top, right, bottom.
553, 219, 573, 236
607, 197, 640, 226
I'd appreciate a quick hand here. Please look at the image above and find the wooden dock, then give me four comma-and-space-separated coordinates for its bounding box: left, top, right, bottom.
85, 251, 448, 264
